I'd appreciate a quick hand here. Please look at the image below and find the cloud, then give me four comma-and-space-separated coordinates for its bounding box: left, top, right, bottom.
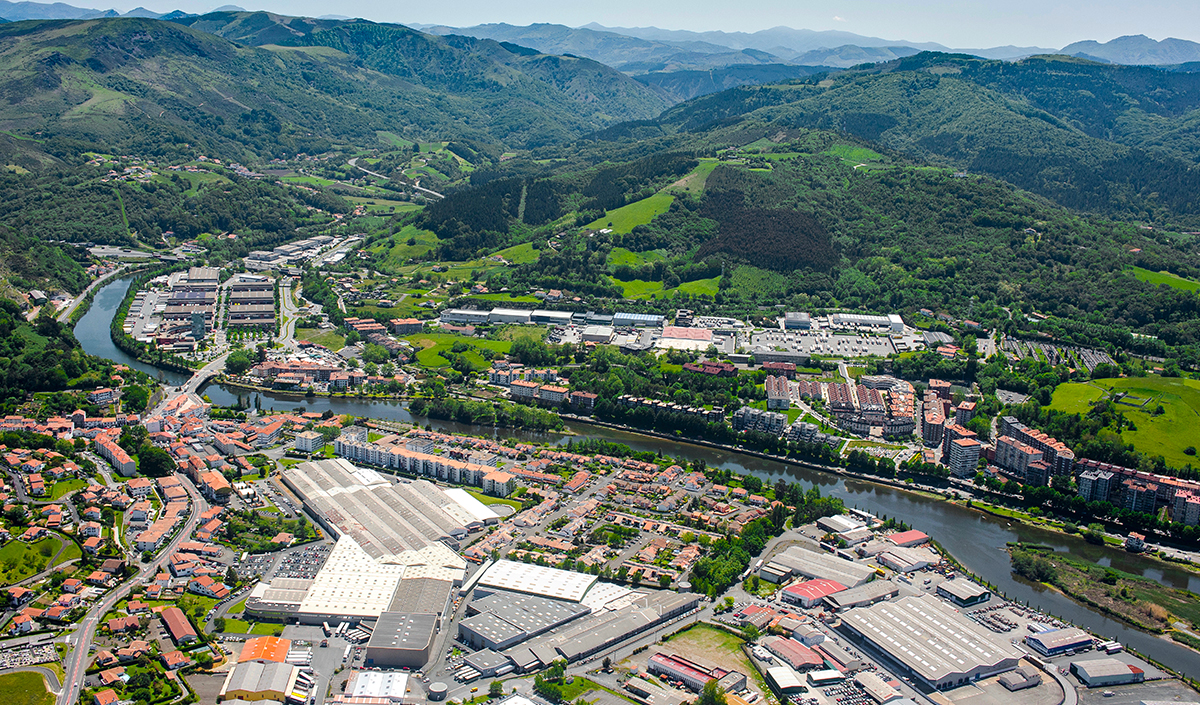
832, 15, 846, 21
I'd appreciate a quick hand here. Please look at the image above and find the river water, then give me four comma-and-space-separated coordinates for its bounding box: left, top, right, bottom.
75, 277, 1200, 676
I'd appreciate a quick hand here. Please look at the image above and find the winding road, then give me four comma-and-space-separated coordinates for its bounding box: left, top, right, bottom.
347, 157, 443, 199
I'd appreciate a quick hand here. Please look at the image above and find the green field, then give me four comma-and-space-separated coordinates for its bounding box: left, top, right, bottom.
403, 333, 511, 369
675, 277, 721, 297
467, 293, 540, 303
221, 618, 253, 633
611, 278, 666, 300
0, 671, 54, 705
372, 225, 439, 267
49, 478, 87, 500
494, 242, 540, 264
295, 328, 346, 351
1052, 377, 1200, 467
1131, 266, 1200, 293
465, 490, 523, 511
585, 192, 674, 234
0, 535, 69, 584
668, 160, 719, 196
1049, 382, 1108, 413
607, 247, 665, 268
826, 144, 886, 164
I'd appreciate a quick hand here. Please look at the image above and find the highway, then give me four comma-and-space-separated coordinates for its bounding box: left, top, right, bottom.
58, 477, 207, 705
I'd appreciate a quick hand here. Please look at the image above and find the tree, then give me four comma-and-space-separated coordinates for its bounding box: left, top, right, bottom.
362, 343, 390, 364
196, 652, 213, 669
602, 656, 612, 672
213, 617, 227, 632
489, 682, 504, 698
225, 566, 238, 586
698, 680, 727, 705
137, 445, 176, 477
225, 350, 252, 375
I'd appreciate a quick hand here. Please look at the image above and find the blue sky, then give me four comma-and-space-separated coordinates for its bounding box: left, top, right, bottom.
127, 0, 1200, 48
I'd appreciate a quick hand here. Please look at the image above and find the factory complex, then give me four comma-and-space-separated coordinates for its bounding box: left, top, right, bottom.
840, 595, 1023, 690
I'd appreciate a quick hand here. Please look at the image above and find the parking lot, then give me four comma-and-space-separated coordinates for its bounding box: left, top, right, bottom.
273, 544, 332, 580
751, 330, 896, 359
238, 552, 277, 580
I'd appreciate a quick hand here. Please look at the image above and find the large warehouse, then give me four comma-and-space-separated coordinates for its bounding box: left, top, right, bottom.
1025, 628, 1094, 657
761, 545, 877, 587
245, 459, 470, 624
280, 459, 496, 556
476, 560, 598, 602
364, 612, 440, 669
840, 595, 1022, 690
1070, 658, 1145, 687
218, 661, 303, 703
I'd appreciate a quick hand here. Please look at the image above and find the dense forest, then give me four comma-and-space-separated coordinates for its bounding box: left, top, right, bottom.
0, 301, 116, 411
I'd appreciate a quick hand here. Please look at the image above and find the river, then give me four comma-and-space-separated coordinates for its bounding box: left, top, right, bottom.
73, 277, 191, 387
74, 277, 1200, 677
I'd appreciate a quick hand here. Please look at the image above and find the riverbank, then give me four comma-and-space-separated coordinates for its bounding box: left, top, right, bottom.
962, 495, 1200, 574
219, 378, 411, 401
1009, 544, 1200, 645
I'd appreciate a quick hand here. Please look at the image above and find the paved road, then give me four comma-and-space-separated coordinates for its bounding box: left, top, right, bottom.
347, 157, 443, 199
277, 280, 302, 351
57, 266, 128, 323
58, 478, 207, 705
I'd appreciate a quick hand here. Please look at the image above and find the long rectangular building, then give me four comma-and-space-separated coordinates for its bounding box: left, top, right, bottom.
760, 545, 877, 587
840, 595, 1022, 690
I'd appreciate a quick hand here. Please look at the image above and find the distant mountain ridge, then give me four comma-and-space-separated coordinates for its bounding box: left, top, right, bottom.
1061, 35, 1200, 65
0, 0, 199, 20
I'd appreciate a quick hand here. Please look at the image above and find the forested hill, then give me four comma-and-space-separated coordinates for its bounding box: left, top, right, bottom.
0, 16, 669, 160
602, 52, 1200, 226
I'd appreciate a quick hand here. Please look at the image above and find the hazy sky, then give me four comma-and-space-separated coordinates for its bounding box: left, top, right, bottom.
113, 0, 1200, 48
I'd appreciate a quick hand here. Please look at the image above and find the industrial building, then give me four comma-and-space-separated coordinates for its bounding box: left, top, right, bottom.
1070, 658, 1145, 687
648, 653, 746, 693
458, 591, 591, 650
998, 667, 1042, 692
830, 313, 904, 333
244, 459, 471, 624
840, 595, 1022, 690
364, 612, 439, 669
762, 636, 825, 671
765, 666, 807, 695
501, 589, 701, 668
476, 560, 599, 602
823, 581, 899, 611
218, 661, 302, 702
343, 671, 410, 701
760, 545, 877, 587
935, 579, 991, 607
854, 671, 902, 703
1025, 628, 1094, 657
781, 579, 847, 608
239, 636, 291, 663
876, 546, 939, 573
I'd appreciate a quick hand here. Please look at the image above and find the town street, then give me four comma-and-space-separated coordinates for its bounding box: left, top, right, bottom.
58, 477, 207, 705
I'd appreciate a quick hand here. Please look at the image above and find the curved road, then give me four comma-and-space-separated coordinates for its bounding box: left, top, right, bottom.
347, 157, 443, 199
58, 478, 207, 705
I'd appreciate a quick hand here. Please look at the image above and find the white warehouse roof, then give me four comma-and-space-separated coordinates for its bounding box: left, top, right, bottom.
841, 595, 1022, 689
478, 560, 599, 602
